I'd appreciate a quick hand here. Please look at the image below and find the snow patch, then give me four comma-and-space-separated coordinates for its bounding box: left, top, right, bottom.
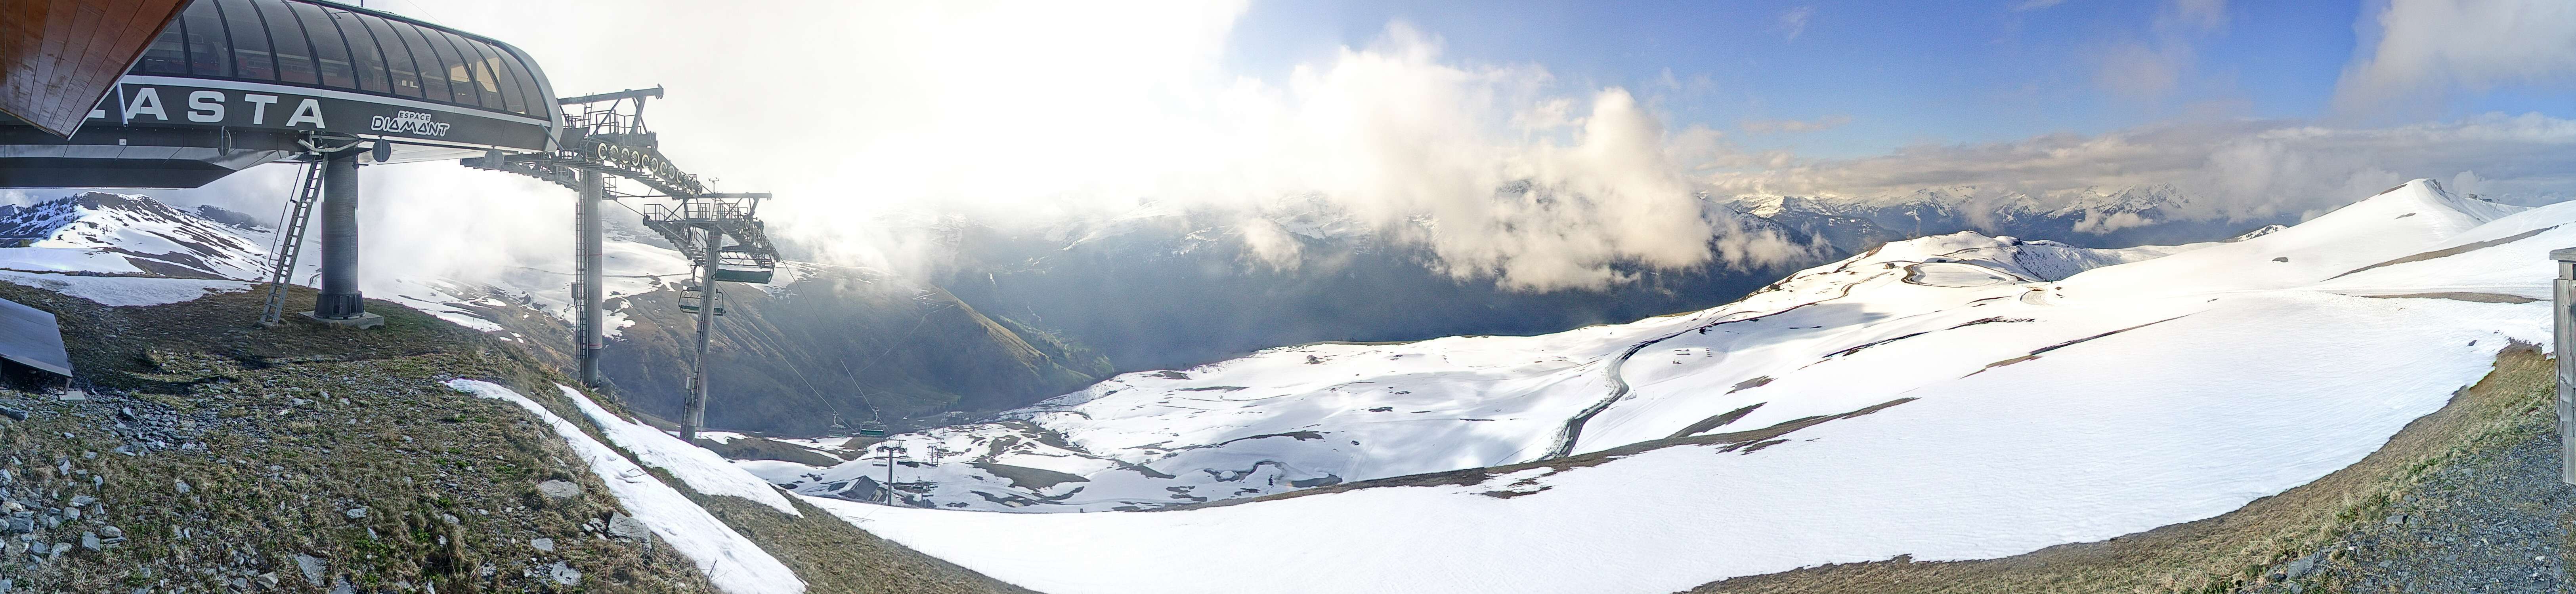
445, 379, 803, 594
0, 270, 247, 306
554, 385, 801, 516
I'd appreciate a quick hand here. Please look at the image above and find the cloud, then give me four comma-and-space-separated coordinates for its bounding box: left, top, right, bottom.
2168, 0, 2228, 30
96, 5, 1801, 294
2093, 42, 2187, 97
1778, 7, 1815, 41
1203, 33, 1803, 289
2013, 0, 2068, 11
1708, 112, 2576, 221
2332, 0, 2576, 120
1740, 114, 1853, 133
2089, 0, 2228, 100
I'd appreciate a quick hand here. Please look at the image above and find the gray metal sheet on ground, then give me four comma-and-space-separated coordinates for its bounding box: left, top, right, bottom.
0, 297, 72, 377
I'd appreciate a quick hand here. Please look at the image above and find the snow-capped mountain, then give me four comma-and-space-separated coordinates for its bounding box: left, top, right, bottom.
1727, 183, 2285, 251
752, 179, 2557, 594
0, 192, 272, 280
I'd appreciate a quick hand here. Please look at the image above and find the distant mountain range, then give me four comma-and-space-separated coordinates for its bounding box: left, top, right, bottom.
0, 183, 2292, 436
921, 183, 2292, 375
1723, 183, 2295, 252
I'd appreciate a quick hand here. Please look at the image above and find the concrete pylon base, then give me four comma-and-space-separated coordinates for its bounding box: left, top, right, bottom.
298, 311, 385, 329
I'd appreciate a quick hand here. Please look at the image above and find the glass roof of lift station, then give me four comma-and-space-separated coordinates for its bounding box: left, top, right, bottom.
128, 0, 561, 125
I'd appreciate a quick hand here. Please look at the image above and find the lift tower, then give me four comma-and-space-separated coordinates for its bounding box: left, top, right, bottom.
462, 87, 780, 439
642, 193, 778, 441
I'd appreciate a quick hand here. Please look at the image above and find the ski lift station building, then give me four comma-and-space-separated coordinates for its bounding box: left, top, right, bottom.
2, 0, 780, 439
0, 0, 563, 188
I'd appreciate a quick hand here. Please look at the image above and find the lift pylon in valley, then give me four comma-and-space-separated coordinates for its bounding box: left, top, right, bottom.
642, 192, 780, 442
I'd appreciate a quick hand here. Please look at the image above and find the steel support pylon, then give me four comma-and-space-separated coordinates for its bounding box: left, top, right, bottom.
679, 227, 720, 442
575, 169, 607, 385
2552, 248, 2576, 485
304, 148, 380, 328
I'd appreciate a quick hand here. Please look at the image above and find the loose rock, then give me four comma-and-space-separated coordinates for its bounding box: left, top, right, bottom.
536, 479, 581, 499
548, 562, 581, 586
296, 553, 327, 586
606, 513, 651, 543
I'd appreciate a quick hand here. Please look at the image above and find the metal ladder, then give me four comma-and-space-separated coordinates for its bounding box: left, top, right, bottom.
257, 162, 326, 326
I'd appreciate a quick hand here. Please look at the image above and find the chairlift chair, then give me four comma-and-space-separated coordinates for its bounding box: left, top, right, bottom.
857, 421, 889, 438
710, 246, 776, 284
678, 284, 724, 315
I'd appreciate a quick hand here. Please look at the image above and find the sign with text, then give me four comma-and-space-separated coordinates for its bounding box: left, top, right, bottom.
83, 81, 549, 151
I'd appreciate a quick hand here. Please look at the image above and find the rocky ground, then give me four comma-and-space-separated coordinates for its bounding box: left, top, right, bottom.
0, 349, 713, 593
2245, 403, 2575, 594
0, 282, 1031, 593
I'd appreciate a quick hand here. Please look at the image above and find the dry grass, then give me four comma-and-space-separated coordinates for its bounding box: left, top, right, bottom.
692, 495, 1039, 594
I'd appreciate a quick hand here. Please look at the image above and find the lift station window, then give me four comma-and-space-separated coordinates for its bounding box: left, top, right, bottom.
435, 32, 488, 107
359, 15, 424, 98
443, 32, 503, 109
391, 22, 453, 103
137, 23, 189, 75
495, 45, 542, 116
469, 40, 527, 115
255, 0, 319, 85
180, 1, 231, 78
321, 6, 390, 93
286, 1, 359, 89
411, 23, 473, 106
215, 0, 278, 81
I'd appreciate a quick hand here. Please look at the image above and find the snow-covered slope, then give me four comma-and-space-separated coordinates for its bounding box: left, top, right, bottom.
0, 192, 271, 279
750, 232, 2203, 512
784, 179, 2558, 594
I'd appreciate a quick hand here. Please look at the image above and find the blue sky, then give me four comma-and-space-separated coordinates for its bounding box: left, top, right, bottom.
1222, 0, 2556, 158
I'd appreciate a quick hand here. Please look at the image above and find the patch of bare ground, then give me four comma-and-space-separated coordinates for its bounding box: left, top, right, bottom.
1158, 396, 1916, 511
2325, 227, 2557, 282
1678, 343, 2557, 594
2352, 292, 2539, 304
697, 434, 851, 466
967, 462, 1088, 491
